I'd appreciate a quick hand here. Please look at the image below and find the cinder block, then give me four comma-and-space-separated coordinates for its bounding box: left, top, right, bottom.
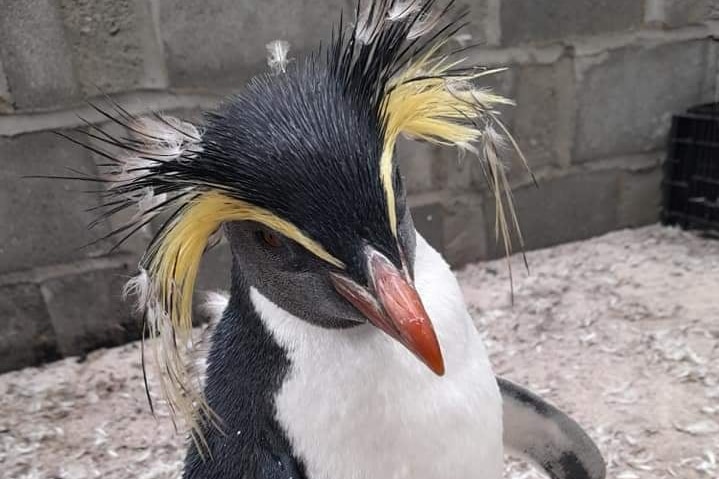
410, 200, 445, 254
0, 0, 79, 109
445, 67, 518, 192
0, 59, 12, 113
484, 170, 620, 257
702, 38, 719, 102
159, 0, 353, 89
41, 262, 139, 357
512, 59, 575, 170
397, 137, 441, 194
57, 0, 168, 95
194, 241, 232, 323
443, 150, 478, 194
618, 163, 663, 227
455, 0, 498, 46
0, 131, 112, 273
574, 40, 708, 163
443, 194, 488, 267
196, 240, 232, 290
664, 0, 719, 27
500, 0, 644, 46
0, 282, 60, 372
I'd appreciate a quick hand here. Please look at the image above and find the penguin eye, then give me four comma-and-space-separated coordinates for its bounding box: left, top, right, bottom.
259, 230, 282, 248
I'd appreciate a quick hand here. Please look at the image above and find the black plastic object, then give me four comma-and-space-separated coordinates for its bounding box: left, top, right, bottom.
662, 103, 719, 233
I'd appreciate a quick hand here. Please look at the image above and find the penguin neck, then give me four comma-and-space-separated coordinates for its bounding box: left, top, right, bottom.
251, 234, 504, 479
205, 272, 288, 422
184, 264, 295, 477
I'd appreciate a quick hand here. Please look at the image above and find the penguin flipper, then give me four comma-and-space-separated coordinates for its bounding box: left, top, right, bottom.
498, 376, 606, 479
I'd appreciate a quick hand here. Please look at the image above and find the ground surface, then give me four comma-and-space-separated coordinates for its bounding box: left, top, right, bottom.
1, 225, 718, 479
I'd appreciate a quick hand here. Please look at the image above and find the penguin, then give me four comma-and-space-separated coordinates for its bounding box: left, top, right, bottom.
188, 289, 606, 479
66, 1, 606, 478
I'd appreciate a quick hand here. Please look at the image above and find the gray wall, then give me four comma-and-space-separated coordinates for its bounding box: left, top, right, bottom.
1, 0, 717, 372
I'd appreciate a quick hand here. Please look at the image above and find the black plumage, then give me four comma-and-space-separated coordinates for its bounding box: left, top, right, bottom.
183, 266, 305, 478
200, 66, 398, 278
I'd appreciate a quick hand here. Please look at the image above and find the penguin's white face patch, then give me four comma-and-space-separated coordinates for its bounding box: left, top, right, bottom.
251, 234, 504, 479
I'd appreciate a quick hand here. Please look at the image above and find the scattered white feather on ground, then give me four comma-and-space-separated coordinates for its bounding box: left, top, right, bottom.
1, 225, 717, 479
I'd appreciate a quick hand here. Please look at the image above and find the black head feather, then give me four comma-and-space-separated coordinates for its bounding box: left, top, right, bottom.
199, 65, 396, 277
93, 0, 469, 278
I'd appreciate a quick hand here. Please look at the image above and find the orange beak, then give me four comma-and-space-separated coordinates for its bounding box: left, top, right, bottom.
330, 247, 445, 376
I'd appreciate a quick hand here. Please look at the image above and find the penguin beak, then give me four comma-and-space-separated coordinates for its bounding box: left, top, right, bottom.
330, 247, 445, 376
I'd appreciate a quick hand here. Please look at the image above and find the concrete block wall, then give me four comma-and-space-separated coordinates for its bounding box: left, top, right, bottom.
0, 0, 717, 372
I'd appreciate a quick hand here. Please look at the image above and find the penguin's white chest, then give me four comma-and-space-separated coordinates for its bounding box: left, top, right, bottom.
252, 237, 503, 479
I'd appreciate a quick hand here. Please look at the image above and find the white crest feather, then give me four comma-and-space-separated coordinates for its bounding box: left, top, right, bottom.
184, 292, 228, 399
483, 124, 509, 152
407, 6, 444, 40
99, 113, 207, 444
479, 122, 526, 296
123, 269, 151, 312
136, 189, 167, 218
356, 0, 391, 43
452, 32, 473, 48
201, 291, 230, 323
125, 271, 227, 447
387, 0, 421, 21
266, 40, 291, 74
356, 1, 443, 42
107, 115, 201, 217
124, 116, 202, 167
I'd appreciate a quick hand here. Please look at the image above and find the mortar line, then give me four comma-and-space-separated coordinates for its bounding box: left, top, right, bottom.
0, 90, 222, 137
0, 254, 137, 287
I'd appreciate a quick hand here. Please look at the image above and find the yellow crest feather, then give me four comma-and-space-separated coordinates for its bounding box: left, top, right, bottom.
150, 191, 343, 336
141, 191, 343, 442
381, 45, 522, 256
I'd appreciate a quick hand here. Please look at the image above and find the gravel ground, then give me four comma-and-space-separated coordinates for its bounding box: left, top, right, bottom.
1, 225, 718, 479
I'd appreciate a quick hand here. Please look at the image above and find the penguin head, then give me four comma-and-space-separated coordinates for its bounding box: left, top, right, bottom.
223, 212, 417, 332
92, 0, 522, 434
201, 64, 441, 374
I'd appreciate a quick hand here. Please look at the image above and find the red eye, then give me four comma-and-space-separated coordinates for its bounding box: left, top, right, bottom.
261, 230, 282, 248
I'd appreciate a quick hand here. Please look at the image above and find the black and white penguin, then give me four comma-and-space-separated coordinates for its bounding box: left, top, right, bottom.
73, 1, 606, 478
